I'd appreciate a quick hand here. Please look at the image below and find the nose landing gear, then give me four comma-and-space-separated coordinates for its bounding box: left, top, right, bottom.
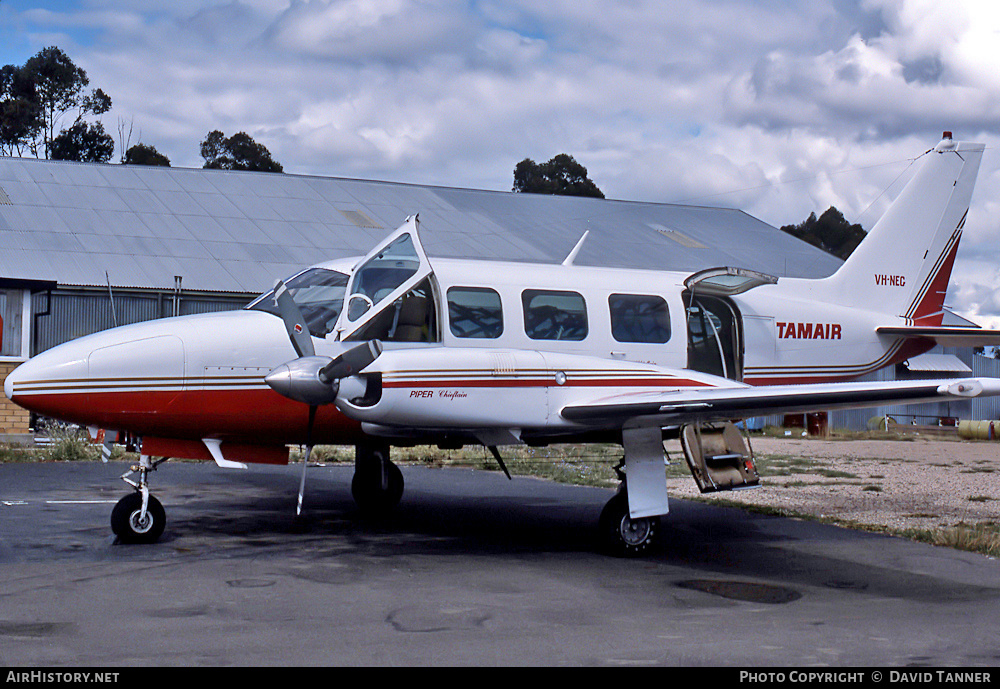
111, 455, 168, 544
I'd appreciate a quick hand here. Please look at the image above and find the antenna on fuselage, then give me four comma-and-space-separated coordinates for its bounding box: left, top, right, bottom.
105, 271, 117, 328
561, 230, 589, 266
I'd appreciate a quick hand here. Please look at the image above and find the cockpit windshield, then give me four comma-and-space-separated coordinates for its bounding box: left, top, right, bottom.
247, 267, 349, 338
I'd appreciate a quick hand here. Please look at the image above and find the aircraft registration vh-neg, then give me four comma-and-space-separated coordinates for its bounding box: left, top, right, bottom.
6, 133, 1000, 556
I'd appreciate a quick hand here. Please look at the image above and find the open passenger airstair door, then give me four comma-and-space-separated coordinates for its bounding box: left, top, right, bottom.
682, 266, 778, 297
682, 267, 778, 383
680, 422, 760, 493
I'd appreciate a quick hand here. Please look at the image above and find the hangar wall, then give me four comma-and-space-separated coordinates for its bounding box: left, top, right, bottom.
30, 287, 251, 355
0, 363, 30, 434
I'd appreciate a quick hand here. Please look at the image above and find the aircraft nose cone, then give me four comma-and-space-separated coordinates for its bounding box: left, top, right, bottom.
3, 326, 186, 427
4, 348, 88, 402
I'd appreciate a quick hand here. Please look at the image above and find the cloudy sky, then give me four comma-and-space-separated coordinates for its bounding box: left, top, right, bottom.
2, 0, 999, 328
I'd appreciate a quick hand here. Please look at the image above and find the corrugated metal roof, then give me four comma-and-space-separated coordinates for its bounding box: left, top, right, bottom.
0, 156, 844, 294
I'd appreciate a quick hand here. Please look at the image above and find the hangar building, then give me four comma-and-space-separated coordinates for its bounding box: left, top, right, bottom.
0, 156, 996, 436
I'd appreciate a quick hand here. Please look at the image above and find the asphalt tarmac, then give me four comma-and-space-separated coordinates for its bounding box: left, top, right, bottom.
1, 460, 999, 667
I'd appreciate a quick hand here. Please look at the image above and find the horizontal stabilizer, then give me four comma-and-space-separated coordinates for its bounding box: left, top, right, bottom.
877, 326, 1000, 347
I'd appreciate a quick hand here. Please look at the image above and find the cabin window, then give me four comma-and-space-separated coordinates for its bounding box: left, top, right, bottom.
247, 268, 348, 338
447, 287, 503, 339
609, 294, 671, 344
522, 289, 588, 341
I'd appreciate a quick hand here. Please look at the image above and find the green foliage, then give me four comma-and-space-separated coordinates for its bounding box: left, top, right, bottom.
513, 153, 604, 198
779, 206, 866, 260
200, 130, 283, 172
123, 142, 171, 167
41, 422, 99, 462
0, 64, 43, 156
1, 46, 112, 160
50, 120, 114, 162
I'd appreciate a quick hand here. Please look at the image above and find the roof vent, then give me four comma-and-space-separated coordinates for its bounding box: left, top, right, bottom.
0, 186, 11, 205
649, 223, 706, 249
339, 209, 383, 229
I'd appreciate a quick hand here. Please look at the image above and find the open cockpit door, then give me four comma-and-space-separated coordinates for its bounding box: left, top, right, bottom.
335, 215, 434, 341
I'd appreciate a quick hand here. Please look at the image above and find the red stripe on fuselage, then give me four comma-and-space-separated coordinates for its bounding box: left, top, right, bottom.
13, 388, 365, 446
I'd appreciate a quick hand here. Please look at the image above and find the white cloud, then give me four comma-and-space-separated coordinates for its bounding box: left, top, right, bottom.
2, 0, 999, 324
864, 0, 1000, 88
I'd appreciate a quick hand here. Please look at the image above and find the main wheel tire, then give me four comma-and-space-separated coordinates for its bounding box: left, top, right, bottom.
599, 491, 659, 557
351, 461, 404, 514
111, 493, 165, 544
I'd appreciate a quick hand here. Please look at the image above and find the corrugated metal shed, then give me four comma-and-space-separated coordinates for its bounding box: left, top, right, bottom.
0, 156, 843, 294
901, 353, 972, 373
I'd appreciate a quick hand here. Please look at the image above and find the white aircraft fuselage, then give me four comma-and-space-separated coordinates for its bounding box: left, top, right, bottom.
0, 256, 939, 451
5, 134, 999, 554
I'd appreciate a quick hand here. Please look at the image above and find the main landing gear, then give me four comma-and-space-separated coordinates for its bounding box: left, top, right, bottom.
111, 455, 168, 544
351, 441, 404, 515
598, 462, 661, 558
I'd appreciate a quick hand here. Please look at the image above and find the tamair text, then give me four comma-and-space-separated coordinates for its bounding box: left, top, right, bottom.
776, 322, 842, 340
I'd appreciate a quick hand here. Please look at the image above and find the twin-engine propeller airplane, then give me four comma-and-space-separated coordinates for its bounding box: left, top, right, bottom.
6, 134, 1000, 555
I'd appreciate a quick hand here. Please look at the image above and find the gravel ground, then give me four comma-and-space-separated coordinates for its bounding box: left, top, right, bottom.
663, 435, 1000, 533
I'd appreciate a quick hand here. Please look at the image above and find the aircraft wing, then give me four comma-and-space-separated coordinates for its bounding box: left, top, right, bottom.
560, 377, 1000, 427
877, 326, 1000, 347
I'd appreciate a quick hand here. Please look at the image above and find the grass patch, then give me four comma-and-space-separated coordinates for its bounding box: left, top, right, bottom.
292, 443, 627, 489
901, 522, 1000, 558
41, 423, 100, 462
0, 444, 36, 463
816, 469, 859, 479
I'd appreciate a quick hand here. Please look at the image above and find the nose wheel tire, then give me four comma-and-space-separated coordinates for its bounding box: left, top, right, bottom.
599, 491, 660, 557
111, 493, 165, 544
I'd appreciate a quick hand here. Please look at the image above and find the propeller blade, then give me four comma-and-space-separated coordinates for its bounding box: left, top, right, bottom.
297, 443, 312, 516
274, 280, 315, 358
297, 405, 317, 516
319, 340, 383, 381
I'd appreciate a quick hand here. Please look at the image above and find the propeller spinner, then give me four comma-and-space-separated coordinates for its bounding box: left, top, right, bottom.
264, 341, 383, 406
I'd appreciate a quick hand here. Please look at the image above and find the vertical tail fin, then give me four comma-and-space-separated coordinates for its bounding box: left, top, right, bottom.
825, 134, 984, 323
